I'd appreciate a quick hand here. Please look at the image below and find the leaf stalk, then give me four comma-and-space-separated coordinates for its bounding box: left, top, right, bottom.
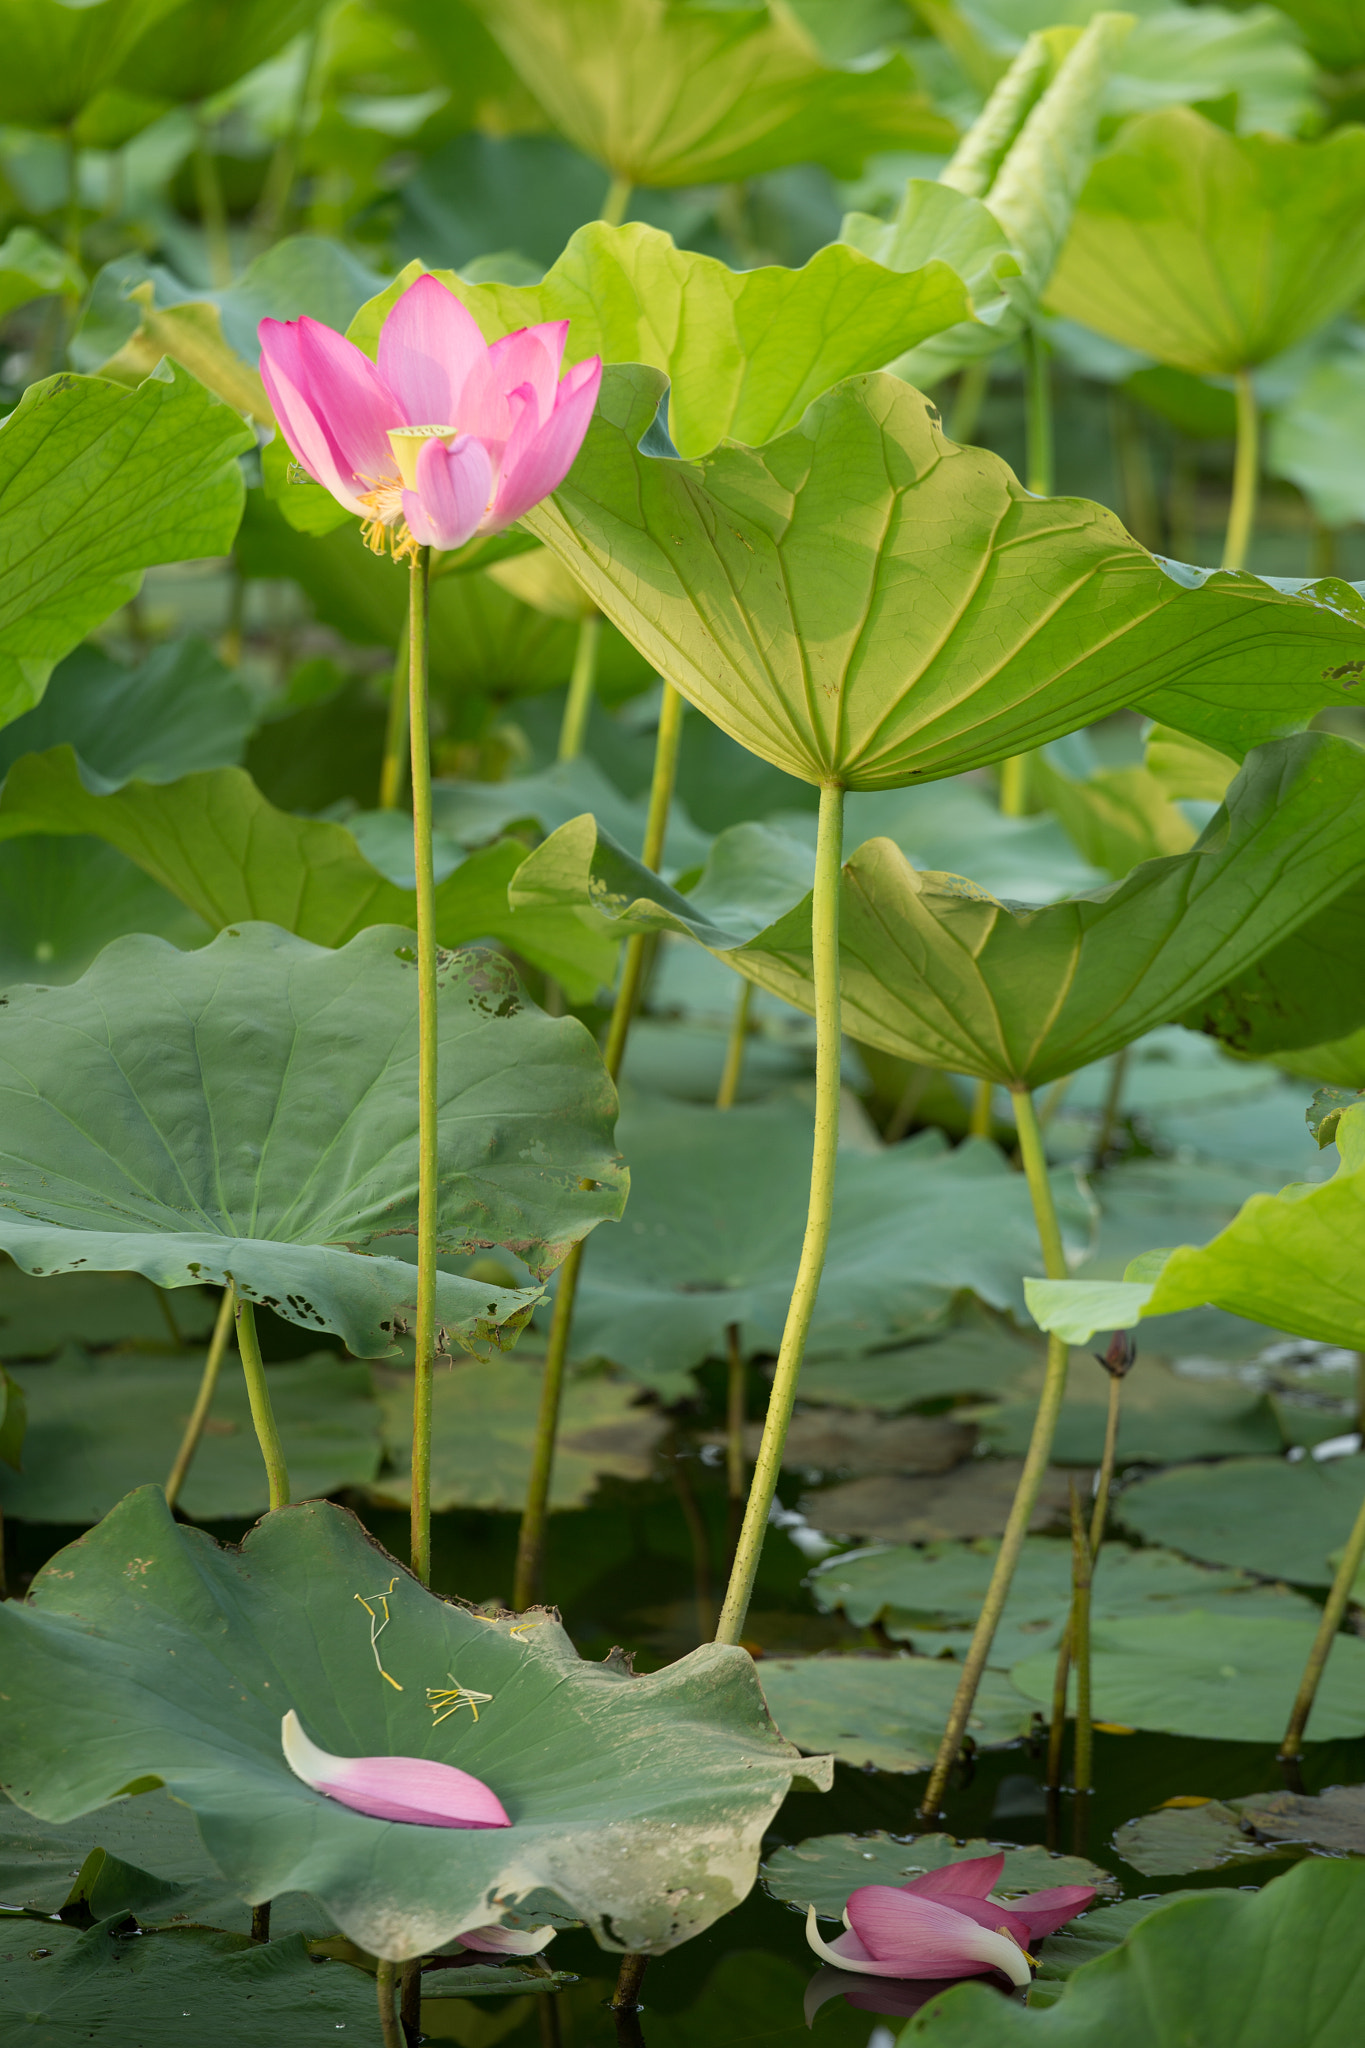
407, 545, 438, 1585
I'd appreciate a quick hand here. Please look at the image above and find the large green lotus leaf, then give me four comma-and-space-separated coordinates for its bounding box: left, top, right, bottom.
1188, 878, 1365, 1059
562, 1093, 1088, 1396
1273, 0, 1365, 69
975, 1357, 1285, 1463
525, 363, 1365, 791
1274, 1026, 1365, 1090
350, 224, 978, 461
0, 639, 253, 791
0, 1491, 831, 1958
1031, 740, 1195, 880
1027, 1101, 1365, 1350
0, 755, 618, 1002
0, 1268, 216, 1359
904, 1859, 1365, 2043
0, 1925, 379, 2044
1011, 1609, 1365, 1742
0, 0, 177, 124
1115, 1454, 1365, 1586
0, 1348, 382, 1525
0, 835, 208, 987
709, 736, 1365, 1087
430, 755, 712, 877
113, 0, 331, 103
756, 1654, 1034, 1772
370, 1357, 666, 1512
464, 0, 953, 186
0, 228, 85, 324
1046, 110, 1365, 374
0, 923, 626, 1353
0, 368, 249, 730
1267, 353, 1365, 531
808, 1536, 1311, 1668
1027, 1891, 1255, 2013
796, 1316, 1045, 1412
763, 1829, 1112, 1919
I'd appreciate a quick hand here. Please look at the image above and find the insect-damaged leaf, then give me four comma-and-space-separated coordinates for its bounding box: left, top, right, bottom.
0, 923, 625, 1355
0, 1490, 830, 1959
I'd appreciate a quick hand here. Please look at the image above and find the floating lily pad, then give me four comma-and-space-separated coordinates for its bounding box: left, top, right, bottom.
801, 1461, 1077, 1547
975, 1357, 1285, 1464
0, 924, 626, 1356
797, 1319, 1045, 1413
756, 1655, 1034, 1773
0, 1491, 830, 1959
1116, 1455, 1365, 1586
709, 1411, 974, 1481
0, 1268, 216, 1360
1011, 1610, 1365, 1742
1235, 1786, 1365, 1855
1113, 1801, 1302, 1880
808, 1538, 1312, 1668
902, 1859, 1365, 2044
762, 1830, 1115, 1919
369, 1359, 665, 1513
0, 1348, 382, 1525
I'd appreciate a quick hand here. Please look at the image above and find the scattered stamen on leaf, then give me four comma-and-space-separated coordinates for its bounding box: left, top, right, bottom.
426, 1675, 494, 1725
355, 1578, 404, 1691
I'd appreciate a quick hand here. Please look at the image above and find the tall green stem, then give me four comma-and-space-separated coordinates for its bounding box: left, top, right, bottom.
512, 686, 684, 1609
252, 22, 323, 245
601, 175, 632, 227
557, 613, 601, 761
192, 122, 233, 287
920, 1083, 1070, 1817
1222, 367, 1259, 572
236, 1297, 289, 1510
164, 1285, 235, 1509
716, 977, 752, 1111
998, 750, 1029, 818
378, 620, 410, 810
715, 782, 844, 1646
1022, 323, 1053, 497
949, 358, 990, 445
406, 548, 438, 1585
969, 1077, 993, 1139
1280, 1481, 1365, 1760
376, 1958, 402, 2048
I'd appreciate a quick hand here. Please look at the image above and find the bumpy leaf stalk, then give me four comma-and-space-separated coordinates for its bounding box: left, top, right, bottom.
235, 1296, 289, 1511
513, 685, 685, 1608
164, 1285, 236, 1508
376, 1957, 402, 2048
1222, 367, 1259, 572
920, 1083, 1071, 1817
407, 546, 438, 1585
1280, 1484, 1365, 1760
715, 780, 844, 1645
716, 977, 752, 1111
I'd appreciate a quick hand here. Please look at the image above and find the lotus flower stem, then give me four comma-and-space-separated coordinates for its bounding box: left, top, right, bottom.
601, 176, 633, 228
235, 1296, 289, 1510
1068, 1482, 1094, 1794
377, 616, 410, 809
1222, 367, 1259, 571
715, 781, 844, 1646
715, 976, 752, 1110
376, 1957, 402, 2048
407, 544, 438, 1586
557, 613, 602, 760
920, 1084, 1071, 1817
191, 123, 233, 289
513, 684, 685, 1609
1280, 1481, 1365, 1760
164, 1284, 235, 1508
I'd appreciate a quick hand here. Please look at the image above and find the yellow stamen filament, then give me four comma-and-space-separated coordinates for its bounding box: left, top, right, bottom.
355, 1578, 404, 1691
427, 1674, 495, 1725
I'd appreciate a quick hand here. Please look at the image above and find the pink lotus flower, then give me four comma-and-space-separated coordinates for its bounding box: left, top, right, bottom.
281, 1710, 511, 1829
455, 1923, 555, 1956
803, 1852, 1095, 1991
258, 274, 601, 562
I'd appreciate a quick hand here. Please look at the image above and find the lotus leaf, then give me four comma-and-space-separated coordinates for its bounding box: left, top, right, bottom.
1113, 1798, 1307, 1880
1028, 1891, 1238, 2009
0, 367, 249, 729
762, 1830, 1113, 1919
1046, 110, 1365, 374
1273, 0, 1365, 69
525, 365, 1365, 790
1188, 878, 1365, 1059
0, 1267, 215, 1359
464, 0, 953, 187
975, 1358, 1286, 1463
0, 756, 618, 1001
1115, 1453, 1365, 1585
1267, 352, 1365, 531
431, 755, 711, 876
0, 0, 177, 126
0, 638, 252, 791
113, 0, 332, 106
756, 1653, 1034, 1771
1027, 1101, 1365, 1349
796, 1318, 1044, 1411
0, 1490, 831, 1958
0, 227, 84, 323
0, 835, 207, 986
0, 922, 626, 1354
799, 1458, 1077, 1547
0, 1347, 382, 1524
1011, 1609, 1365, 1741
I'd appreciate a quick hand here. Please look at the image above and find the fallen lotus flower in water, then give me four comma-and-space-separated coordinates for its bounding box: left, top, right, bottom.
804, 1851, 1094, 1990
803, 1965, 947, 2025
281, 1709, 511, 1828
454, 1924, 555, 1955
258, 273, 602, 560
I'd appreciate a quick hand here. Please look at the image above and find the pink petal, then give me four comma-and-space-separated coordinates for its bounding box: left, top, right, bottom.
1008, 1885, 1097, 1939
484, 324, 569, 426
281, 1710, 510, 1830
918, 1895, 1034, 1948
487, 357, 602, 531
378, 273, 491, 428
262, 317, 403, 493
456, 1924, 555, 1956
404, 433, 495, 549
807, 1897, 1030, 1988
903, 1853, 1006, 1901
258, 324, 372, 517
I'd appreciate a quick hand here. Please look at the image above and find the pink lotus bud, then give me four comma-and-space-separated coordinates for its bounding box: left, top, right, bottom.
281, 1710, 510, 1829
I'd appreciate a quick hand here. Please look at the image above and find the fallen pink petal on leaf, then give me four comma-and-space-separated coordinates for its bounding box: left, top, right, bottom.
280, 1709, 511, 1829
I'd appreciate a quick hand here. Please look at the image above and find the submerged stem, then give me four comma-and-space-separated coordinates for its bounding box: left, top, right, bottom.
164, 1286, 236, 1509
1068, 1482, 1094, 1795
715, 782, 844, 1646
557, 614, 601, 760
378, 620, 411, 810
920, 1083, 1070, 1817
1280, 1481, 1365, 1760
1222, 367, 1259, 572
716, 977, 752, 1110
236, 1298, 289, 1510
406, 547, 438, 1586
512, 686, 684, 1609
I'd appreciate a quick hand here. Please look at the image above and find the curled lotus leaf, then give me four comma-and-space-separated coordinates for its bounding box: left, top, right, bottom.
0, 1490, 831, 1959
